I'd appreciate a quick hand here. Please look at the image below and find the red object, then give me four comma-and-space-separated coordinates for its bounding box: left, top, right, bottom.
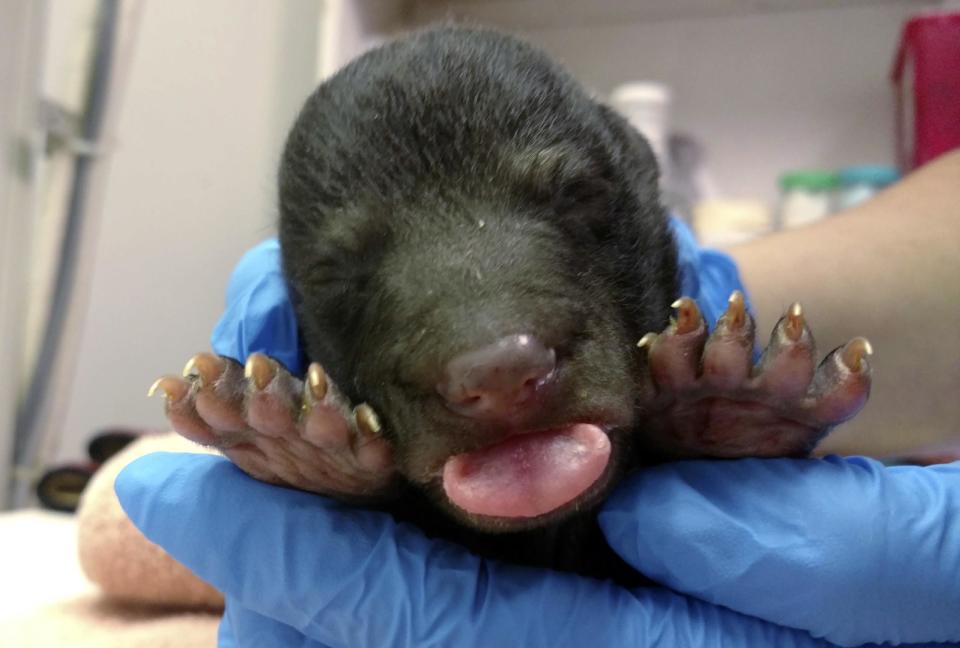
892, 11, 960, 170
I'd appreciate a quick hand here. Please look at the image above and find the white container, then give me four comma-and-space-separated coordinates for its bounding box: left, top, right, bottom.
776, 170, 839, 230
609, 82, 671, 174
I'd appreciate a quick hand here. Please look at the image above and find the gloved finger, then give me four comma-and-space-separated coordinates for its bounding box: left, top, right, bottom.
116, 452, 828, 648
599, 455, 960, 647
211, 239, 304, 376
221, 600, 334, 648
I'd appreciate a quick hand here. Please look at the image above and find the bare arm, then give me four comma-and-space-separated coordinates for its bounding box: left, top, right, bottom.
729, 151, 960, 456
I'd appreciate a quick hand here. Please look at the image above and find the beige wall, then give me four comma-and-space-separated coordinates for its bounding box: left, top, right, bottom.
414, 1, 935, 204
0, 0, 47, 502
522, 3, 930, 203
53, 0, 319, 462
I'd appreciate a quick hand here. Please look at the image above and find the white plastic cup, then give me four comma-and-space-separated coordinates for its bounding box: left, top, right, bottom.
609, 82, 672, 173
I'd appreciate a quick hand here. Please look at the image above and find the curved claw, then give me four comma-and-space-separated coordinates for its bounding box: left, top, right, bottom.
841, 337, 873, 372
722, 290, 747, 330
636, 332, 658, 350
784, 302, 805, 342
670, 297, 702, 335
244, 353, 276, 391
307, 363, 328, 400
354, 403, 382, 438
147, 376, 188, 402
182, 352, 226, 387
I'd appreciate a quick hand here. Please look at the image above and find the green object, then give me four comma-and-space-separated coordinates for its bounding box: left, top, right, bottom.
779, 170, 840, 192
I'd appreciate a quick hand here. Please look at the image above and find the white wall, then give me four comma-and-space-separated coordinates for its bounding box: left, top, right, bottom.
0, 0, 47, 503
52, 0, 320, 462
414, 1, 935, 203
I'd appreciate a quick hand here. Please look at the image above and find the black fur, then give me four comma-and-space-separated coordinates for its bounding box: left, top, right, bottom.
278, 26, 679, 583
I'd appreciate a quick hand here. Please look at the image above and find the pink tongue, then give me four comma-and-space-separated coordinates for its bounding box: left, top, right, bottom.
442, 424, 611, 518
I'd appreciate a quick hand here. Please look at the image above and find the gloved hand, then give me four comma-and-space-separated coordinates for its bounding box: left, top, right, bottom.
116, 452, 834, 647
600, 455, 960, 647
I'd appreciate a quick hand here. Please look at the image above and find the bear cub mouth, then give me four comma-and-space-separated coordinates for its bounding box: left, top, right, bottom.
441, 423, 613, 519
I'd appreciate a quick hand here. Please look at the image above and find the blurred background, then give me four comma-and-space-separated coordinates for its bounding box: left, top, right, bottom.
1, 0, 959, 511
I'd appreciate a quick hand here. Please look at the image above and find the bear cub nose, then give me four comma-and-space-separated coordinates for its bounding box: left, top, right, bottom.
438, 334, 557, 419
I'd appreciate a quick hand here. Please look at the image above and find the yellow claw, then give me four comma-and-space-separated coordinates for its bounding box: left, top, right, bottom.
355, 404, 382, 437
637, 332, 658, 349
147, 376, 187, 402
307, 363, 328, 400
244, 353, 275, 391
841, 337, 874, 372
671, 297, 702, 335
147, 378, 164, 398
181, 352, 225, 387
182, 356, 197, 378
723, 290, 746, 330
785, 302, 805, 342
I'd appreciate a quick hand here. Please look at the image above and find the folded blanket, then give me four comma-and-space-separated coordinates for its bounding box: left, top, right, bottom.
0, 597, 219, 648
76, 432, 224, 610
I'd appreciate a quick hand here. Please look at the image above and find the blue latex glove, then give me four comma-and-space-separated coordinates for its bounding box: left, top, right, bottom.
208, 219, 750, 376
670, 218, 754, 330
210, 239, 304, 375
116, 452, 836, 647
116, 453, 960, 647
599, 456, 960, 647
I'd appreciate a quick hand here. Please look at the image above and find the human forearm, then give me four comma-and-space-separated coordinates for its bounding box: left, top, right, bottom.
730, 151, 960, 455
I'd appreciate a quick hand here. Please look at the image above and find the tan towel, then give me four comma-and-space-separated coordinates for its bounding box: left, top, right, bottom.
76, 432, 225, 610
0, 597, 220, 648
